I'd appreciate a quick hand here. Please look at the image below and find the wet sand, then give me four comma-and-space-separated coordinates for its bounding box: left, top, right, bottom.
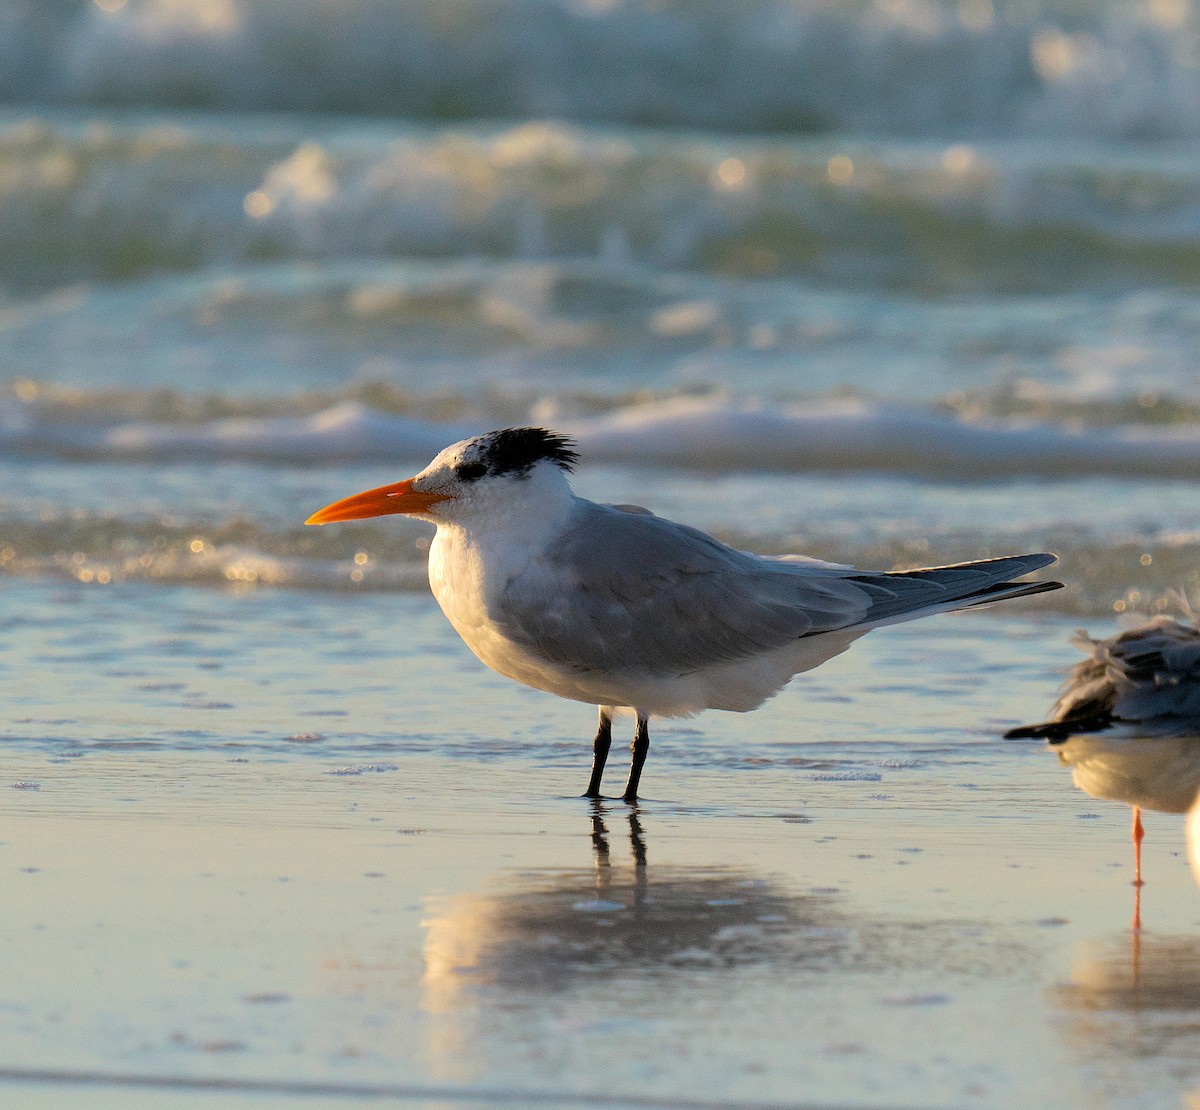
4, 589, 1200, 1108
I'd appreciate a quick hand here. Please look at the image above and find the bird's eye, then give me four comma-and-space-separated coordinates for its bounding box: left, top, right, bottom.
455, 461, 487, 482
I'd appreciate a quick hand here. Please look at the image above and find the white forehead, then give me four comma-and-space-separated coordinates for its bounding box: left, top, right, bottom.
427, 435, 481, 470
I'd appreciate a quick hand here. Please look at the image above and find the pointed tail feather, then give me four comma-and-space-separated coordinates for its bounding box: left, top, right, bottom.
848, 552, 1062, 629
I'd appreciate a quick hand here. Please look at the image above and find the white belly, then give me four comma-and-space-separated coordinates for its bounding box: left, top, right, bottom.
427, 527, 863, 716
1059, 735, 1200, 814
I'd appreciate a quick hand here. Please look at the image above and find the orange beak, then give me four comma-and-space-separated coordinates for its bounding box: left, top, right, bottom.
305, 478, 453, 525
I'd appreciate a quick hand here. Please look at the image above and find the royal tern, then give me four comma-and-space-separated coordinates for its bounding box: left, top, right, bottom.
308, 427, 1062, 801
1006, 617, 1200, 900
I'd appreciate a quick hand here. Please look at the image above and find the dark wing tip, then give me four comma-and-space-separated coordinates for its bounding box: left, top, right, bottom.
1003, 722, 1055, 740
959, 579, 1065, 608
1003, 713, 1114, 741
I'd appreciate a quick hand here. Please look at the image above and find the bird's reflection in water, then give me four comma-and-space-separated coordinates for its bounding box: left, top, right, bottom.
1052, 932, 1200, 1100
421, 802, 843, 1014
1055, 933, 1200, 1012
420, 804, 1031, 1012
589, 798, 647, 872
412, 807, 1038, 1085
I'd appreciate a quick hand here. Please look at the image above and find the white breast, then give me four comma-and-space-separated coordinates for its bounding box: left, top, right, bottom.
427, 522, 613, 705
1059, 734, 1200, 814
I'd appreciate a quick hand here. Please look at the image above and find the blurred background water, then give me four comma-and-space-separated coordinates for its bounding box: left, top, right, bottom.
1, 0, 1199, 613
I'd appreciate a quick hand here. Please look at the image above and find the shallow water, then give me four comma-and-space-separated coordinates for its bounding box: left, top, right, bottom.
5, 588, 1200, 1108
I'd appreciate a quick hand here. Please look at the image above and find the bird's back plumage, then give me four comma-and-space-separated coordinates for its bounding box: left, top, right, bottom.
447, 490, 1061, 716
497, 503, 1056, 681
1006, 617, 1200, 742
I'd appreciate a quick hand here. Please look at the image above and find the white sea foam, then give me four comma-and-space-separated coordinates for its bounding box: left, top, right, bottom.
8, 0, 1200, 140
99, 403, 465, 464
12, 395, 1200, 482
568, 397, 1200, 479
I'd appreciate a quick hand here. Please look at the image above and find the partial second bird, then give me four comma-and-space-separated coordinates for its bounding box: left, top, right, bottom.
308, 427, 1063, 802
1006, 616, 1200, 891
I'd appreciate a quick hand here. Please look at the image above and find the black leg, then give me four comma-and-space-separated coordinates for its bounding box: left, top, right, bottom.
583, 709, 612, 798
622, 713, 649, 804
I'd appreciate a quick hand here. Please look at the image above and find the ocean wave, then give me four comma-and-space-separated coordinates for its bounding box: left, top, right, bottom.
4, 114, 1200, 292
9, 393, 1200, 481
9, 260, 1200, 405
570, 397, 1200, 479
6, 1, 1200, 140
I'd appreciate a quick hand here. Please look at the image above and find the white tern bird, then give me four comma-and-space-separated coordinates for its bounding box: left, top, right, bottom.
309, 427, 1062, 802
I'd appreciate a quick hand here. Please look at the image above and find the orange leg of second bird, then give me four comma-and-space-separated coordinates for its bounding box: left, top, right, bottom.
1132, 806, 1145, 888
1131, 806, 1145, 931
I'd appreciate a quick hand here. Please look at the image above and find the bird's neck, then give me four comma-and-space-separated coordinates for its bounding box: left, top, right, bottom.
432, 470, 578, 572
426, 478, 577, 643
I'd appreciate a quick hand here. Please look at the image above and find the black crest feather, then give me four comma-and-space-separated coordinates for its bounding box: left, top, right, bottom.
467, 427, 579, 479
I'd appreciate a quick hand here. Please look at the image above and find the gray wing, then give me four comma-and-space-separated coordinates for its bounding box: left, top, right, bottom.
496, 500, 1057, 677
1015, 618, 1200, 740
1084, 619, 1200, 726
